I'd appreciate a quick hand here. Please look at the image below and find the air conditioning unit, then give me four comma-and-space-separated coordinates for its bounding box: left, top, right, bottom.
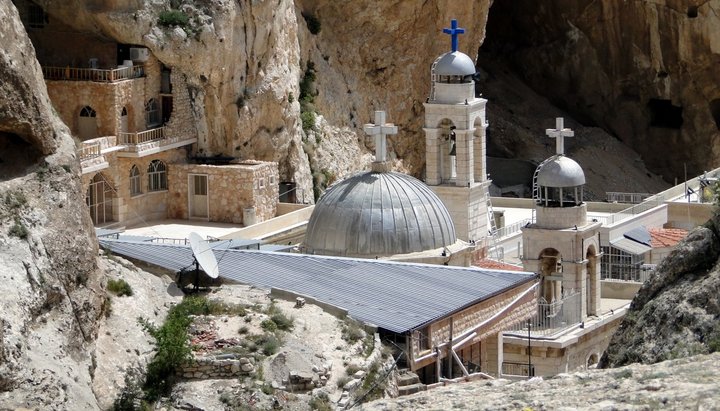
129, 47, 150, 62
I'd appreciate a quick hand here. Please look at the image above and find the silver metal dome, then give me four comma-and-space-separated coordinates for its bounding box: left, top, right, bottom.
435, 51, 476, 76
537, 155, 586, 187
304, 171, 457, 257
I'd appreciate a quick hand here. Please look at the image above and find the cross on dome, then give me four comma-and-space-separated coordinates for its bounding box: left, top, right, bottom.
363, 111, 398, 162
546, 117, 574, 155
442, 19, 465, 52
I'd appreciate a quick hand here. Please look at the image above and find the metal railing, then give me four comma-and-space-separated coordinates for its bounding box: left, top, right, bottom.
151, 237, 189, 245
496, 218, 531, 239
504, 291, 582, 337
501, 362, 535, 377
118, 127, 165, 145
42, 65, 145, 82
605, 197, 665, 225
601, 263, 655, 283
606, 192, 652, 204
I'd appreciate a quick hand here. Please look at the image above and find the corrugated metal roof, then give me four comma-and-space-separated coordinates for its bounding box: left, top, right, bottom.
99, 238, 536, 333
610, 237, 651, 255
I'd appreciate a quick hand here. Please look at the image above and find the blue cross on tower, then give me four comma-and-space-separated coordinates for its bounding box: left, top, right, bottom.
442, 19, 465, 52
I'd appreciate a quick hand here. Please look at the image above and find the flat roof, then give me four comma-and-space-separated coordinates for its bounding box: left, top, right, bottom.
99, 238, 537, 333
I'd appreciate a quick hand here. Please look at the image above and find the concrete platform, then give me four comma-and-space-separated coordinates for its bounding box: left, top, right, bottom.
123, 219, 243, 240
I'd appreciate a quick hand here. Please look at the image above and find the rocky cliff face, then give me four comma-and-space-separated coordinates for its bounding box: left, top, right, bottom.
599, 210, 720, 368
0, 1, 105, 408
30, 0, 493, 200
483, 0, 720, 183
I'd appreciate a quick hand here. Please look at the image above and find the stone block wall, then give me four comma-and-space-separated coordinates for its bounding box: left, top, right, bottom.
177, 355, 255, 380
411, 282, 537, 370
164, 70, 196, 142
168, 161, 279, 224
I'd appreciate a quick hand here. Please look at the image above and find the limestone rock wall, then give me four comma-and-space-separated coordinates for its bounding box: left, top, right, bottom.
599, 210, 720, 368
28, 0, 492, 201
483, 0, 720, 182
0, 1, 103, 408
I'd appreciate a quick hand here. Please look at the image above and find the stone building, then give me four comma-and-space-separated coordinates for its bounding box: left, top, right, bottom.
14, 0, 279, 228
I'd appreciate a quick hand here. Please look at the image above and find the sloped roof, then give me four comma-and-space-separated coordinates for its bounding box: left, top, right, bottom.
99, 238, 536, 333
649, 228, 688, 248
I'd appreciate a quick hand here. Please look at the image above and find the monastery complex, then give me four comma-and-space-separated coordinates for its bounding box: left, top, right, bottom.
16, 0, 720, 390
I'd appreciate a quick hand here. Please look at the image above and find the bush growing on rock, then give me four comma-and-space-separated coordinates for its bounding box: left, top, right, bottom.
107, 279, 133, 297
158, 10, 189, 28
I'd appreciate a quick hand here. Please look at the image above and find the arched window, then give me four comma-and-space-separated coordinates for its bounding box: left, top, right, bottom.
120, 106, 129, 133
78, 106, 98, 140
129, 165, 141, 196
80, 106, 97, 117
147, 160, 167, 191
145, 98, 160, 127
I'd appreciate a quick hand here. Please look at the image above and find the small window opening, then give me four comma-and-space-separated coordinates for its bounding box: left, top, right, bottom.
28, 4, 48, 29
710, 99, 720, 130
687, 6, 699, 18
648, 99, 683, 129
80, 106, 97, 117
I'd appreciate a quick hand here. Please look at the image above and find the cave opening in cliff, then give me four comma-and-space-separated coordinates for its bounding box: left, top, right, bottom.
647, 99, 683, 129
0, 131, 43, 180
687, 6, 699, 18
710, 99, 720, 130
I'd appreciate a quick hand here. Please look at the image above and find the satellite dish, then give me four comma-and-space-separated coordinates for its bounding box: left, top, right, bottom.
188, 232, 220, 279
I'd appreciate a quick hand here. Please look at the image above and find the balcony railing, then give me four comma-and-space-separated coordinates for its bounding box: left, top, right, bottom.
501, 362, 535, 378
79, 142, 101, 160
42, 65, 145, 83
78, 136, 118, 160
503, 291, 582, 337
118, 127, 165, 146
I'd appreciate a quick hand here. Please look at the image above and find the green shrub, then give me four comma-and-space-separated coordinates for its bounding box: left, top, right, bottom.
238, 326, 249, 335
270, 312, 294, 331
358, 359, 386, 403
261, 319, 277, 332
141, 297, 206, 400
309, 391, 332, 411
345, 363, 361, 376
158, 9, 189, 28
8, 218, 28, 239
107, 279, 133, 297
254, 333, 280, 356
342, 322, 365, 344
301, 111, 317, 133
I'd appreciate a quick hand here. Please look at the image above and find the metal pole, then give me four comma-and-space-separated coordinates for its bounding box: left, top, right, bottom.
527, 319, 532, 379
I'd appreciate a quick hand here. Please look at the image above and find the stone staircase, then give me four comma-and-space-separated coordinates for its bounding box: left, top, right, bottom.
396, 371, 426, 396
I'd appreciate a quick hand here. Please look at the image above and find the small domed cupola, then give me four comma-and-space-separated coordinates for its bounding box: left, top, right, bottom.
534, 118, 585, 207
533, 118, 589, 230
429, 19, 477, 104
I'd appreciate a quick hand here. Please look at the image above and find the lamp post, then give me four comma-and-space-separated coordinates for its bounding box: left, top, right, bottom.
527, 319, 532, 379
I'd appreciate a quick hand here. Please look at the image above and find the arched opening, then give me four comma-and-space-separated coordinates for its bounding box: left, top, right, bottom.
78, 105, 98, 140
145, 98, 160, 128
437, 118, 457, 182
120, 106, 129, 133
147, 159, 167, 191
585, 245, 598, 316
86, 172, 115, 225
472, 116, 485, 182
538, 248, 563, 303
587, 353, 599, 368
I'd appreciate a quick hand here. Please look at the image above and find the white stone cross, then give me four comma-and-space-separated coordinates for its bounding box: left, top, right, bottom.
545, 117, 574, 155
363, 111, 398, 162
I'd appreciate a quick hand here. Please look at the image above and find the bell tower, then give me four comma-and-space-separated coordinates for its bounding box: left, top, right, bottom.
424, 19, 491, 243
521, 118, 602, 319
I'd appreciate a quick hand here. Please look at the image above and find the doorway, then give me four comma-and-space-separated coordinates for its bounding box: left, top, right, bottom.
79, 106, 98, 140
188, 174, 208, 219
120, 107, 128, 133
86, 173, 114, 225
